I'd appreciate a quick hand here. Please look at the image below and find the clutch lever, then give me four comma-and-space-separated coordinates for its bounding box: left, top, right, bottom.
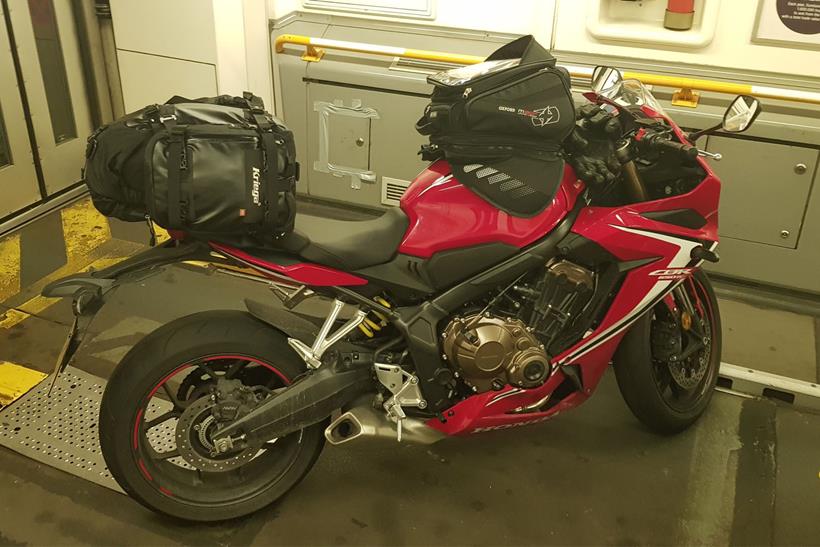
697, 149, 722, 161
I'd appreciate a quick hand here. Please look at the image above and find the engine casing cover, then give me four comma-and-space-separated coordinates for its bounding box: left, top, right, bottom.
442, 314, 551, 393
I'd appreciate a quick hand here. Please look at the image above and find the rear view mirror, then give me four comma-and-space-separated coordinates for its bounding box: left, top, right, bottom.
591, 66, 623, 94
722, 95, 762, 133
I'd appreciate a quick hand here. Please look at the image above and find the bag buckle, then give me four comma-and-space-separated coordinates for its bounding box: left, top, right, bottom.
159, 114, 177, 123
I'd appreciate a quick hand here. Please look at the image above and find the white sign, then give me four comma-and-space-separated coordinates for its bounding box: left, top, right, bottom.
754, 0, 820, 48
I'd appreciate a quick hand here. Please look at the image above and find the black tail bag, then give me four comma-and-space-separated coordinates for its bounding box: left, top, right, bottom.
416, 36, 575, 216
84, 93, 298, 241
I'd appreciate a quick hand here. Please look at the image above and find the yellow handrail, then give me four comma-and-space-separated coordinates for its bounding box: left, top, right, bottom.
274, 34, 820, 107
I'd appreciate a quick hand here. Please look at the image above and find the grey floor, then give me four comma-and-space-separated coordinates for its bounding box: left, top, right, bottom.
1, 264, 820, 545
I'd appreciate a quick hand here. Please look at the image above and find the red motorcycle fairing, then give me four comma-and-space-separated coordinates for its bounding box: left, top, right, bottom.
429, 161, 720, 436
398, 160, 585, 258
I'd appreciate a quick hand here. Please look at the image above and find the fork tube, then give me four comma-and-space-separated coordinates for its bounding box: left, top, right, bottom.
622, 160, 649, 202
615, 139, 649, 202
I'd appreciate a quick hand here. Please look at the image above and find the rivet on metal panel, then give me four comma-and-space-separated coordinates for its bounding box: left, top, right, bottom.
302, 45, 325, 63
671, 88, 700, 107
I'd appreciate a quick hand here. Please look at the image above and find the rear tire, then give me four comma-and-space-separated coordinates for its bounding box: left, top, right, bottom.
99, 310, 326, 522
613, 271, 721, 434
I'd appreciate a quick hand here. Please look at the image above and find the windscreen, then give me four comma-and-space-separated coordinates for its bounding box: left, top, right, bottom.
597, 78, 668, 117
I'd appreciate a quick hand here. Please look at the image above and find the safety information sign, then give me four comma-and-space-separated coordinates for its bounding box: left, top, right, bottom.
755, 0, 820, 47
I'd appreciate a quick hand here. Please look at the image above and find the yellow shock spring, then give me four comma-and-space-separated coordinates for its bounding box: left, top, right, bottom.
358, 296, 392, 337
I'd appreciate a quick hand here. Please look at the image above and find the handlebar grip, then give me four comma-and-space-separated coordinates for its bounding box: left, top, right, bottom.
646, 134, 699, 160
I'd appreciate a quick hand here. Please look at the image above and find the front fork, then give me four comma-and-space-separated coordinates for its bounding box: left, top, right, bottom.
658, 278, 710, 364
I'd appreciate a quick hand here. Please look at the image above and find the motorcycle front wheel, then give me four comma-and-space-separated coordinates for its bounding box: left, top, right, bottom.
613, 270, 721, 434
99, 310, 326, 522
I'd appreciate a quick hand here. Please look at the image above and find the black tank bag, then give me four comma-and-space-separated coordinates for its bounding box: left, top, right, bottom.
84, 93, 298, 242
416, 36, 575, 217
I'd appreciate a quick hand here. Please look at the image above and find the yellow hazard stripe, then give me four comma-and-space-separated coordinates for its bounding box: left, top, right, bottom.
0, 361, 47, 407
61, 198, 112, 263
0, 197, 154, 330
0, 255, 130, 330
0, 233, 21, 303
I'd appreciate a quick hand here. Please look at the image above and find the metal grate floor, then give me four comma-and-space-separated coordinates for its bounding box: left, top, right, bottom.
0, 367, 121, 492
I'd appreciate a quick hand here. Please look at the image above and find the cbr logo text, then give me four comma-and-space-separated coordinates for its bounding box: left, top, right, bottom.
251, 167, 262, 205
649, 268, 694, 280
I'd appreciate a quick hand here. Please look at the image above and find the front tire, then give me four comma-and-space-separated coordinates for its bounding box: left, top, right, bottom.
613, 271, 721, 434
99, 310, 326, 522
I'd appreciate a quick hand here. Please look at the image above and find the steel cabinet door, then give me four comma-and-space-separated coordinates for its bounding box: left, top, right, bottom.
307, 82, 428, 207
0, 3, 40, 218
706, 136, 818, 249
7, 0, 92, 195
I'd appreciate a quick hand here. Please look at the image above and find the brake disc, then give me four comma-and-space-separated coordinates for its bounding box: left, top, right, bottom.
175, 397, 258, 472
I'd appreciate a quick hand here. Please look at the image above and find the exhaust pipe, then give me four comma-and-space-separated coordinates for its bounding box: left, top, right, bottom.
325, 402, 444, 445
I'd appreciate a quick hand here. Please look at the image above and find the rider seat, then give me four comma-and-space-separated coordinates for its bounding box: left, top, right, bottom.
273, 208, 409, 271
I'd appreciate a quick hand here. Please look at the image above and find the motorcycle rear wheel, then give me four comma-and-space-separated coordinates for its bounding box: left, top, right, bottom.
99, 310, 326, 522
613, 270, 721, 434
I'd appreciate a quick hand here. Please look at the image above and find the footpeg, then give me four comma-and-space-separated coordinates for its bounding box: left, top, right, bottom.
288, 299, 367, 368
375, 363, 427, 442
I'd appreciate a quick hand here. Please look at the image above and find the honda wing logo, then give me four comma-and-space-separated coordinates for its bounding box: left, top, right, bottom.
531, 106, 560, 127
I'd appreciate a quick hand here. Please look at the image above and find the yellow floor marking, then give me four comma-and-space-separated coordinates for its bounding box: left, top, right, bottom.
0, 255, 129, 330
0, 233, 21, 303
60, 198, 112, 263
153, 222, 171, 245
0, 197, 166, 333
0, 361, 47, 406
0, 308, 31, 330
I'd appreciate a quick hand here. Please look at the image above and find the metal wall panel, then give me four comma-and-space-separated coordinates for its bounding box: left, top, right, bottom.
306, 83, 429, 206
706, 136, 818, 249
117, 51, 218, 113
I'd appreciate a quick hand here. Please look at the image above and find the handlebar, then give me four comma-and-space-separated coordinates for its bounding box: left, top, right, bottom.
642, 132, 699, 160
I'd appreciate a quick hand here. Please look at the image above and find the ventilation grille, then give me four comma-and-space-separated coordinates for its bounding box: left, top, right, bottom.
381, 176, 411, 206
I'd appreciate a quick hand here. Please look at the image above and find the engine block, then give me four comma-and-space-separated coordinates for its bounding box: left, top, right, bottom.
442, 314, 551, 393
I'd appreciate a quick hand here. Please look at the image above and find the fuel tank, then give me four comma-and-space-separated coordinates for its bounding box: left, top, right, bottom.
398, 160, 584, 258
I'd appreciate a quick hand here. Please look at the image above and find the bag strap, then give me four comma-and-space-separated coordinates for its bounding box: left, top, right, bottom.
166, 127, 187, 228
243, 91, 266, 113
259, 132, 282, 231
157, 104, 178, 131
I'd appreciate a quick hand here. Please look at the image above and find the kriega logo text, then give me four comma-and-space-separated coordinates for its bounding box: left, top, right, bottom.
251, 167, 262, 206
497, 105, 560, 127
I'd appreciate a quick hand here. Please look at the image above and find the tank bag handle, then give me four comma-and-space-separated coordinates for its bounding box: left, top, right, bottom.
485, 34, 555, 65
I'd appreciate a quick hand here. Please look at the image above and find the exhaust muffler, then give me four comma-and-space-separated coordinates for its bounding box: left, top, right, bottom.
325, 402, 444, 445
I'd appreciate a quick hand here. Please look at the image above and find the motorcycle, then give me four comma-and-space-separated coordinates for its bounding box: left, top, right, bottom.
43, 65, 761, 521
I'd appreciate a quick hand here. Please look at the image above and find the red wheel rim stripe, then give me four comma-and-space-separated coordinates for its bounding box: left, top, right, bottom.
131, 354, 294, 493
